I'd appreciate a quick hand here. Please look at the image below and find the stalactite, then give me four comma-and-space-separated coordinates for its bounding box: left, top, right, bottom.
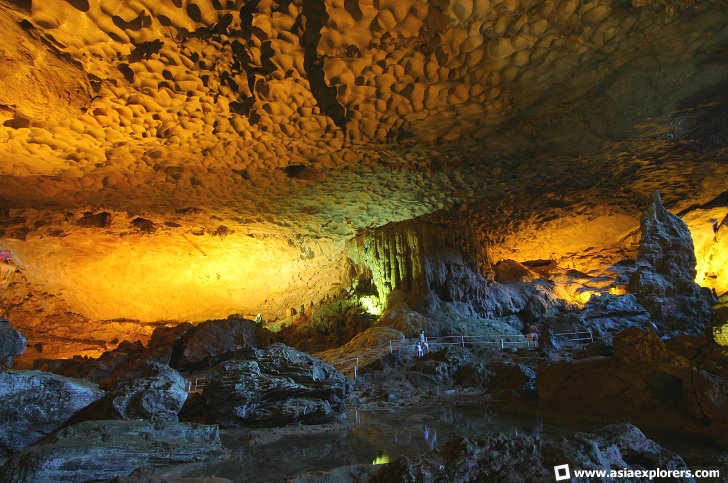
347, 220, 491, 310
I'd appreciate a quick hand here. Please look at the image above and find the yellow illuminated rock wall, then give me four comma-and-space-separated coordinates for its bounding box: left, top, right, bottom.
1, 216, 347, 322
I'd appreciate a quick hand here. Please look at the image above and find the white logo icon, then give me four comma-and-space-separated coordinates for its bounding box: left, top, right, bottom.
554, 464, 571, 481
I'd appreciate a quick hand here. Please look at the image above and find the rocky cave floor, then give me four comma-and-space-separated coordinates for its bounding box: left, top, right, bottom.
2, 295, 728, 482
2, 312, 728, 482
1, 194, 728, 482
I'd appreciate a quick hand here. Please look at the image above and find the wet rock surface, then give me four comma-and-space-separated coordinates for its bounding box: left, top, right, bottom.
291, 423, 690, 483
112, 361, 188, 422
204, 343, 350, 427
0, 420, 224, 483
0, 318, 25, 369
378, 424, 688, 482
0, 370, 105, 454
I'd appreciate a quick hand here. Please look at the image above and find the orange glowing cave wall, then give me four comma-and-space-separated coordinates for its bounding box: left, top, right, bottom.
1, 231, 348, 323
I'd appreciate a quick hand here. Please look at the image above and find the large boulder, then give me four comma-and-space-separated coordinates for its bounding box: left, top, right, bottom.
629, 191, 715, 334
0, 370, 105, 454
33, 317, 266, 387
455, 360, 536, 397
0, 317, 25, 369
172, 315, 270, 370
33, 339, 146, 389
144, 322, 195, 364
411, 345, 473, 382
0, 420, 224, 483
682, 370, 728, 439
579, 294, 652, 340
204, 343, 350, 427
612, 328, 690, 366
368, 423, 689, 482
112, 361, 188, 422
486, 361, 536, 396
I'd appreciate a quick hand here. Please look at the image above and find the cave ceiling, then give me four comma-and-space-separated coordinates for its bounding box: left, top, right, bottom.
0, 0, 727, 324
0, 0, 726, 235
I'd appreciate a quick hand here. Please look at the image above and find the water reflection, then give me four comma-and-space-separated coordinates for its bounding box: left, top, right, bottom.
372, 450, 390, 465
423, 424, 438, 450
185, 405, 603, 483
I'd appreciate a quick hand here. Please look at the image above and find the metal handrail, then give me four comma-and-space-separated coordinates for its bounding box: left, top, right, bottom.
330, 332, 539, 378
553, 329, 594, 343
185, 377, 207, 393
185, 330, 591, 390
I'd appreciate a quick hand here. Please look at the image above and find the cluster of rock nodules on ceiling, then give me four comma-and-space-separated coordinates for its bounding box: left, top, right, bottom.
1, 0, 727, 237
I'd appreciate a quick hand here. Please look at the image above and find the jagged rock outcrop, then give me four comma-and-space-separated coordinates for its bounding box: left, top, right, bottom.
34, 339, 147, 389
629, 191, 716, 334
537, 328, 728, 446
34, 317, 268, 387
112, 361, 188, 422
0, 370, 105, 454
492, 259, 538, 284
0, 420, 224, 483
144, 322, 195, 364
712, 295, 728, 346
538, 293, 653, 345
348, 222, 491, 312
612, 328, 689, 366
412, 345, 473, 383
203, 343, 349, 427
364, 423, 689, 482
454, 359, 536, 398
0, 317, 25, 368
172, 316, 271, 370
579, 294, 652, 338
349, 221, 563, 325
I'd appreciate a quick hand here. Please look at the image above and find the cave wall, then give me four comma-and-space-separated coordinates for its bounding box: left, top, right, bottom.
0, 0, 727, 356
0, 209, 348, 322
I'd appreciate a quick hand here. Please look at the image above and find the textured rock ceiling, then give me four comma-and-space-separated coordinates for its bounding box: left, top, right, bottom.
0, 0, 727, 331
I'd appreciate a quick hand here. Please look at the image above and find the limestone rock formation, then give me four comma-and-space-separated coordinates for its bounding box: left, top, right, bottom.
203, 343, 349, 427
0, 370, 105, 454
172, 315, 271, 370
711, 295, 728, 346
34, 339, 148, 389
537, 328, 728, 446
0, 317, 25, 368
629, 191, 716, 334
349, 220, 564, 328
367, 423, 688, 483
412, 345, 473, 383
34, 317, 269, 386
112, 361, 188, 422
0, 0, 724, 351
454, 359, 536, 398
145, 322, 195, 364
612, 328, 689, 366
0, 420, 224, 483
578, 293, 652, 340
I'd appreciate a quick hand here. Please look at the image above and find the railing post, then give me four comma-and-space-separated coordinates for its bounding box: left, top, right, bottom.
588, 329, 593, 343
389, 340, 393, 353
354, 358, 358, 379
461, 336, 465, 347
500, 338, 504, 350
